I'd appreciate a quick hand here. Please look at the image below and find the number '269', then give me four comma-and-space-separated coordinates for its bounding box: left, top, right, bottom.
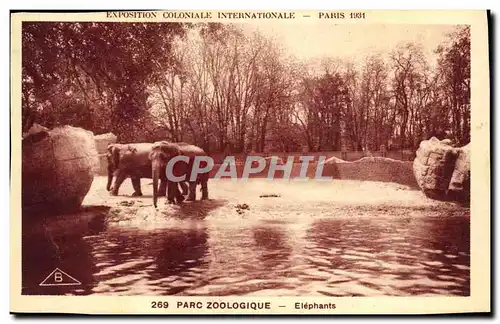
151, 301, 169, 308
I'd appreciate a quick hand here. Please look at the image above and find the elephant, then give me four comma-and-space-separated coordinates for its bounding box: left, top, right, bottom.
106, 143, 189, 197
149, 141, 210, 208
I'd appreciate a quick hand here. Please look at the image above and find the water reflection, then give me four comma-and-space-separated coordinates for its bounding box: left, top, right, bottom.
303, 215, 470, 296
87, 226, 209, 295
22, 206, 109, 295
252, 222, 292, 269
22, 205, 470, 296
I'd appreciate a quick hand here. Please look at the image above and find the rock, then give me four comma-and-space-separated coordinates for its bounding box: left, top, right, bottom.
94, 132, 117, 154
235, 203, 250, 214
413, 137, 457, 199
413, 137, 470, 202
448, 143, 470, 202
441, 139, 453, 146
94, 132, 117, 175
22, 123, 49, 138
22, 125, 99, 215
259, 194, 281, 198
235, 203, 249, 210
119, 200, 136, 207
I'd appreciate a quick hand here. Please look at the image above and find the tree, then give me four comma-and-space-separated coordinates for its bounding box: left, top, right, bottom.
22, 22, 186, 140
435, 26, 471, 145
389, 43, 427, 149
295, 71, 347, 151
22, 22, 470, 153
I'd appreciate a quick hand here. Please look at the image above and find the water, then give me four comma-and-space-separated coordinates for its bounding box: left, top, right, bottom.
21, 202, 470, 296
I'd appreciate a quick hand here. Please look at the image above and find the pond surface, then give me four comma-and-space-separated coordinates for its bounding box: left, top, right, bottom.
22, 199, 470, 296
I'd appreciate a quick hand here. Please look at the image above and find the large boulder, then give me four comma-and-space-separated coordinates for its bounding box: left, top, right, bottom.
448, 143, 471, 202
413, 137, 470, 203
22, 125, 99, 215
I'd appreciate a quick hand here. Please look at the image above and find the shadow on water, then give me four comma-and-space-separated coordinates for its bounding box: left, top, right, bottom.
22, 206, 110, 295
86, 226, 210, 295
108, 198, 228, 223
252, 223, 292, 270
415, 215, 470, 296
174, 199, 228, 220
21, 200, 228, 296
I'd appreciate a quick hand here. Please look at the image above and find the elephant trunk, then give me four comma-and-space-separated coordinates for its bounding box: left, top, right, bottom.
106, 165, 114, 191
152, 159, 162, 208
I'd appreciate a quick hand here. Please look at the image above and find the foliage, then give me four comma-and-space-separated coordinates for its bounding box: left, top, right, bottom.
22, 22, 186, 141
22, 23, 470, 151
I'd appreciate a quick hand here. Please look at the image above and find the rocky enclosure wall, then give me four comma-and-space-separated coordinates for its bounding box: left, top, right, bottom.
207, 156, 419, 188
209, 150, 416, 164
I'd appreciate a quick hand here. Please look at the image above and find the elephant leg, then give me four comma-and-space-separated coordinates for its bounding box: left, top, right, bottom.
180, 182, 189, 195
200, 178, 209, 200
106, 167, 114, 192
167, 181, 179, 204
131, 177, 143, 196
158, 179, 167, 197
158, 165, 168, 197
186, 182, 197, 201
175, 186, 185, 203
111, 172, 127, 196
171, 181, 185, 203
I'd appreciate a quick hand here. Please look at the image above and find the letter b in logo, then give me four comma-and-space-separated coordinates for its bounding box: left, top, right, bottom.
54, 271, 63, 283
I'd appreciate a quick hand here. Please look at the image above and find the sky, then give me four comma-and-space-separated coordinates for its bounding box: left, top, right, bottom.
241, 23, 458, 68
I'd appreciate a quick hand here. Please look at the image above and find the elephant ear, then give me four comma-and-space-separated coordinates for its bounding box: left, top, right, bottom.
150, 142, 169, 162
110, 145, 120, 169
169, 145, 182, 157
164, 143, 182, 158
106, 144, 114, 163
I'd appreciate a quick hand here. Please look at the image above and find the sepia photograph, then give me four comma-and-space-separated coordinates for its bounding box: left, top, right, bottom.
10, 10, 490, 315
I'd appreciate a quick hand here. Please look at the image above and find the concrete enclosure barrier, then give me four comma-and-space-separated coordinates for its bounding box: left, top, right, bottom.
321, 157, 418, 188
207, 156, 419, 188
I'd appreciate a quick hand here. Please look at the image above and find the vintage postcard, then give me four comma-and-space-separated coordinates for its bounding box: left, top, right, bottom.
10, 10, 490, 315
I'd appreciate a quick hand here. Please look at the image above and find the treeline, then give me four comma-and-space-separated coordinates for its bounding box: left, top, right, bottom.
22, 23, 470, 153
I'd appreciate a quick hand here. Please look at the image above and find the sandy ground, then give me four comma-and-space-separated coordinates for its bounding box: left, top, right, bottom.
80, 176, 469, 227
